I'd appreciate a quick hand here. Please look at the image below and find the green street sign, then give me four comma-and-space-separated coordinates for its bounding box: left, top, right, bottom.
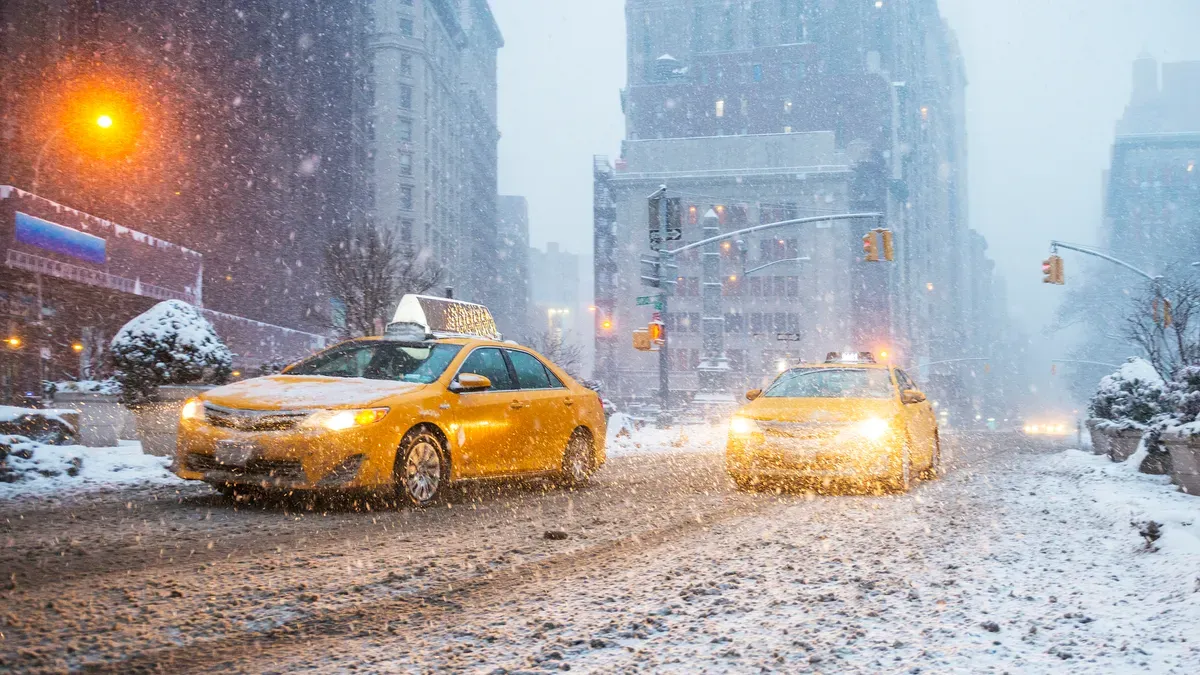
636, 296, 658, 306
654, 301, 664, 310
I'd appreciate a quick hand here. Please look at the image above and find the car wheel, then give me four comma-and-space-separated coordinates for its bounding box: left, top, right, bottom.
396, 428, 448, 507
560, 431, 594, 486
920, 431, 941, 480
888, 439, 913, 493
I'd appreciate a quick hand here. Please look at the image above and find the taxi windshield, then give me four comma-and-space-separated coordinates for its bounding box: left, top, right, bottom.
287, 342, 462, 383
764, 367, 894, 399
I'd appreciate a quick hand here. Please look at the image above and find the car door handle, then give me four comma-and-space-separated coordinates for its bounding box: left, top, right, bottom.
510, 401, 529, 409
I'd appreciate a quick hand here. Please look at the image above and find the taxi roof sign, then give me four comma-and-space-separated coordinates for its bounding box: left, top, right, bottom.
386, 294, 500, 341
824, 351, 876, 364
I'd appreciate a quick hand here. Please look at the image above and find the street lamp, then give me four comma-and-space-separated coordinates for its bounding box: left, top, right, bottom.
31, 112, 118, 192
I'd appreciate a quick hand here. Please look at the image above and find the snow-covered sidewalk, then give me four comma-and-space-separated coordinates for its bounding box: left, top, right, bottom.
0, 438, 181, 501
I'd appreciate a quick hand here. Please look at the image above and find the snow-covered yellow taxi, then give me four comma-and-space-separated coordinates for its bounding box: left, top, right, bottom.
173, 295, 606, 505
726, 352, 939, 492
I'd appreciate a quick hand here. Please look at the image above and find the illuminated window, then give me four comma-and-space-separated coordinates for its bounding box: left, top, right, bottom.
784, 99, 793, 113
715, 99, 725, 117
783, 126, 792, 133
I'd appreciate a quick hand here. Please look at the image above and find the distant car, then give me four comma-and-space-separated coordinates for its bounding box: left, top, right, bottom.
174, 295, 606, 506
726, 352, 940, 492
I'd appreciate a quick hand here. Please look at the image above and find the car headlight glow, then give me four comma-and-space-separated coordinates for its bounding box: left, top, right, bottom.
729, 416, 761, 435
854, 417, 890, 440
180, 397, 204, 421
303, 407, 389, 431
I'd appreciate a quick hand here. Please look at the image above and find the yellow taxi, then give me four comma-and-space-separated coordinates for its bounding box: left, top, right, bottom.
173, 295, 606, 506
726, 352, 939, 492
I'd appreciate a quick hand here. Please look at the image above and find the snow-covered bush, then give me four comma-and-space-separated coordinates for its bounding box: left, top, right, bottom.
110, 300, 232, 405
1088, 357, 1165, 430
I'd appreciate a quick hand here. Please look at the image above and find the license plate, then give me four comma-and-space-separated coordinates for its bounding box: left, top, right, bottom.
214, 440, 257, 467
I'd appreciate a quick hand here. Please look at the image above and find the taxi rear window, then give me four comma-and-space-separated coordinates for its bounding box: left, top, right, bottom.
287, 342, 462, 383
764, 367, 893, 399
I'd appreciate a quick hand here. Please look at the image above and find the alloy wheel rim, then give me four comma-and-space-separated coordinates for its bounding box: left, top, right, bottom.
405, 438, 441, 503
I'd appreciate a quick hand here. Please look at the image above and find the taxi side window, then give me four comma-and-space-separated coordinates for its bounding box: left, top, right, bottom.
895, 369, 916, 391
506, 350, 554, 389
457, 348, 516, 391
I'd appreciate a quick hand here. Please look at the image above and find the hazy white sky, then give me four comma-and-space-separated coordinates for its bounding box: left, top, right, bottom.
491, 0, 1200, 330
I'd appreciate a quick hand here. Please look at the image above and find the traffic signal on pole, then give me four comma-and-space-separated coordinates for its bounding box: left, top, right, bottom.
1164, 299, 1173, 327
1154, 298, 1173, 327
880, 229, 895, 262
1042, 255, 1064, 284
863, 231, 880, 262
648, 320, 665, 346
633, 329, 651, 351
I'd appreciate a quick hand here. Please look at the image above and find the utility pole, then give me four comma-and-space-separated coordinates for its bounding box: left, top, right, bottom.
650, 186, 672, 427
696, 208, 731, 411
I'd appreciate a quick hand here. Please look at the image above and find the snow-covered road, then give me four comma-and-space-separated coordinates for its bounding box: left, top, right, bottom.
1, 432, 1196, 673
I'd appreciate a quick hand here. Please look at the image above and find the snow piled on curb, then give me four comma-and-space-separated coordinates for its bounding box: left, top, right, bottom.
605, 413, 727, 458
1054, 448, 1199, 558
0, 439, 182, 500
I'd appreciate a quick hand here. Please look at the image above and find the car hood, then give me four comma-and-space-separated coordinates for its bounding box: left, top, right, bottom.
202, 375, 426, 411
738, 396, 900, 424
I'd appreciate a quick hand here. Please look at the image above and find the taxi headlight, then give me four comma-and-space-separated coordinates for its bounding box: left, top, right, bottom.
729, 416, 761, 435
854, 417, 890, 441
303, 407, 389, 432
181, 397, 204, 422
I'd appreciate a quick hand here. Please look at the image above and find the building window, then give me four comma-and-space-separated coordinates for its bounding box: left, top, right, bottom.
740, 97, 748, 115
401, 53, 412, 77
750, 313, 763, 334
399, 84, 412, 109
399, 17, 413, 37
399, 217, 413, 243
784, 99, 793, 113
715, 99, 725, 117
753, 64, 763, 82
399, 152, 413, 176
724, 312, 744, 333
783, 126, 792, 133
400, 185, 413, 211
398, 117, 413, 142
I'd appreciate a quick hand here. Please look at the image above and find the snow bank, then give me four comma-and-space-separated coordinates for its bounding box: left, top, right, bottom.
606, 413, 727, 458
0, 405, 77, 429
0, 437, 181, 499
1054, 448, 1199, 558
50, 379, 121, 396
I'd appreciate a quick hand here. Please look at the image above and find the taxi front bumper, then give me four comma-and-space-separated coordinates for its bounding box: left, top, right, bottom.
726, 428, 899, 479
174, 417, 398, 491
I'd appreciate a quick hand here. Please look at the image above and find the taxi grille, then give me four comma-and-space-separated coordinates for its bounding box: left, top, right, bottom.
758, 421, 843, 441
204, 404, 309, 432
187, 453, 306, 481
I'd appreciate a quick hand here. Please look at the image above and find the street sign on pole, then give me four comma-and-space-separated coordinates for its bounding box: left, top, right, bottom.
636, 295, 656, 306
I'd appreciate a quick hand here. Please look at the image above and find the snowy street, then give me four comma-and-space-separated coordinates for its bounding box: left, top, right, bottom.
2, 431, 1196, 673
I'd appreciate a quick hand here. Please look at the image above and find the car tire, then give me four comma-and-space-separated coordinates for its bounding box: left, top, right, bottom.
560, 430, 595, 487
888, 439, 913, 493
395, 427, 449, 508
920, 431, 941, 480
213, 482, 256, 502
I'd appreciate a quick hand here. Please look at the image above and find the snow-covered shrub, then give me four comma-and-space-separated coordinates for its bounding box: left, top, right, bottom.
110, 300, 232, 405
1088, 357, 1165, 430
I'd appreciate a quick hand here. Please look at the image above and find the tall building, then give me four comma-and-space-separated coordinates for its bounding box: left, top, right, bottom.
363, 0, 503, 309
1104, 55, 1200, 271
0, 0, 363, 332
595, 0, 993, 412
495, 195, 531, 339
529, 242, 586, 353
0, 0, 502, 333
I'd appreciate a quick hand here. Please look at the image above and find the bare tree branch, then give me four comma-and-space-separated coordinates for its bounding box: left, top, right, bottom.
526, 330, 584, 379
322, 223, 444, 340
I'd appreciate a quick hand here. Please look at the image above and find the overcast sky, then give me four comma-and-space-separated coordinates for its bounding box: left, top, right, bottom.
491, 0, 1200, 331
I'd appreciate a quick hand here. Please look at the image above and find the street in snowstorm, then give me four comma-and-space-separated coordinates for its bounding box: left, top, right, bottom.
4, 1, 1200, 674
2, 428, 1196, 673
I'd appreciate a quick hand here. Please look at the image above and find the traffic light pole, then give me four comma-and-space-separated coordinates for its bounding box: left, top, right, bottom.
1049, 241, 1160, 282
652, 186, 672, 427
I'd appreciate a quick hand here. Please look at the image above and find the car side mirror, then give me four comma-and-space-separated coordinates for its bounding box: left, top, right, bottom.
450, 373, 492, 393
901, 389, 926, 404
745, 389, 762, 401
